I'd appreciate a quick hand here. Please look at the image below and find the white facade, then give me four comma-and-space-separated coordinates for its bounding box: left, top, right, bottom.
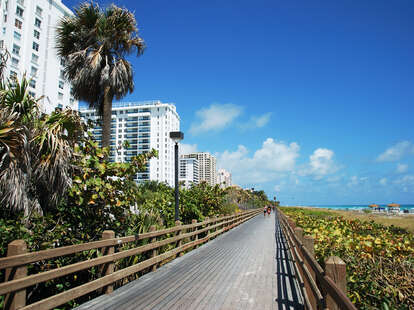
0, 0, 77, 113
179, 157, 199, 188
217, 168, 232, 189
182, 152, 217, 186
79, 100, 180, 186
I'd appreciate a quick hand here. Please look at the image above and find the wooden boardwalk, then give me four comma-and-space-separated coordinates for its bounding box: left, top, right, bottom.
76, 211, 303, 310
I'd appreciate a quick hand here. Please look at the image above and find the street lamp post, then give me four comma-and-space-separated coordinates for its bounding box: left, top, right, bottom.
170, 131, 184, 221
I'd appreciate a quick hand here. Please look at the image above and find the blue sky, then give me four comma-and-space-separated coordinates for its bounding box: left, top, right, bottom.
64, 0, 414, 205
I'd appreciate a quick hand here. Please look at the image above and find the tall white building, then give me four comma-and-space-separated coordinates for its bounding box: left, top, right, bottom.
179, 157, 199, 188
217, 168, 232, 189
0, 0, 77, 113
79, 100, 180, 186
182, 152, 217, 186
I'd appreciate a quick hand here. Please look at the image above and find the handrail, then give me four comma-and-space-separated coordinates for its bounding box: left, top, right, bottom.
277, 209, 357, 310
1, 209, 261, 310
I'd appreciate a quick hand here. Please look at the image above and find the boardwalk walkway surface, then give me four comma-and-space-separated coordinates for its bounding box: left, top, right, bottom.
76, 211, 303, 310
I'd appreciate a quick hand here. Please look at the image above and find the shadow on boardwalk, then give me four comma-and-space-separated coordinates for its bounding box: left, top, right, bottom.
274, 210, 304, 310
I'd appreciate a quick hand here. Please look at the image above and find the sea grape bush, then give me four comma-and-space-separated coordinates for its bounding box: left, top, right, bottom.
280, 207, 414, 310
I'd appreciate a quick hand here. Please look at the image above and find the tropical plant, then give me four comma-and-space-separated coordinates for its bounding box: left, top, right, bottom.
281, 207, 414, 309
0, 73, 84, 216
56, 2, 145, 147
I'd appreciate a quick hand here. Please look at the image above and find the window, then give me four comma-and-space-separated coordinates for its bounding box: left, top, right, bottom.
29, 79, 36, 88
0, 40, 4, 49
13, 31, 21, 40
60, 58, 65, 66
32, 42, 39, 51
11, 57, 19, 67
58, 92, 63, 100
15, 18, 22, 29
33, 29, 39, 39
12, 44, 20, 55
59, 70, 64, 79
57, 103, 63, 108
31, 53, 38, 64
35, 6, 42, 17
16, 6, 23, 17
3, 14, 7, 22
30, 66, 37, 76
28, 91, 35, 97
34, 18, 41, 28
16, 0, 24, 6
58, 81, 64, 89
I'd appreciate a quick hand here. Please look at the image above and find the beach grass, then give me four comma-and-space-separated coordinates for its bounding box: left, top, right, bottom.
286, 206, 414, 233
329, 209, 414, 233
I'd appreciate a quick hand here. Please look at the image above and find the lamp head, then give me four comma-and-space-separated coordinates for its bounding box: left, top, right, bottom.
170, 131, 184, 143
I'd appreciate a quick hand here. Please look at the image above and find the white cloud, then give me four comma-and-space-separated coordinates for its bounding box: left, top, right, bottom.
179, 143, 199, 155
253, 138, 300, 171
347, 176, 368, 187
251, 113, 272, 128
274, 185, 281, 192
377, 141, 414, 162
239, 112, 272, 130
300, 148, 339, 180
379, 178, 387, 186
217, 138, 300, 184
190, 103, 242, 135
396, 163, 408, 173
393, 175, 414, 192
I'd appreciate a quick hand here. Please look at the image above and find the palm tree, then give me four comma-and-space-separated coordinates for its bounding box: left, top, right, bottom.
55, 2, 145, 147
0, 71, 84, 216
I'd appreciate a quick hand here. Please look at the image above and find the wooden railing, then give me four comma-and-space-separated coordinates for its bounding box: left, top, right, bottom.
278, 209, 357, 310
0, 209, 261, 310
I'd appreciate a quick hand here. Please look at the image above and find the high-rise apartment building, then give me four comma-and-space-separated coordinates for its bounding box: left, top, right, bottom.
79, 100, 180, 186
0, 0, 77, 113
182, 152, 217, 186
179, 157, 199, 188
217, 168, 232, 189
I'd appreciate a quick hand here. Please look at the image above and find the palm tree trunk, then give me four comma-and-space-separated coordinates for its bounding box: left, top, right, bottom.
101, 86, 113, 148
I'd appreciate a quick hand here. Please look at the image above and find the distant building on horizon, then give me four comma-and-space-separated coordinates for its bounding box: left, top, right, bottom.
217, 168, 232, 189
0, 0, 78, 113
182, 152, 217, 186
79, 100, 180, 186
179, 156, 199, 188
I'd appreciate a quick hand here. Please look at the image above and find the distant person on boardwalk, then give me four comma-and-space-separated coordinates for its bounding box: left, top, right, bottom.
267, 206, 271, 216
264, 207, 267, 216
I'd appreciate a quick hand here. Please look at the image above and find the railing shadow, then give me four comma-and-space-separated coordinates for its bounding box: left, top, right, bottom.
274, 210, 304, 310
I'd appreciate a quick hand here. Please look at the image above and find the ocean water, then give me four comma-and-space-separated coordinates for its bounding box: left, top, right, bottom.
307, 205, 414, 212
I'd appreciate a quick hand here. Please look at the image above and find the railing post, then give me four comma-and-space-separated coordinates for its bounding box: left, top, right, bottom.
294, 227, 304, 244
204, 217, 209, 238
175, 220, 182, 257
303, 235, 317, 309
5, 240, 27, 310
101, 230, 115, 294
149, 225, 158, 271
325, 256, 347, 310
192, 219, 198, 248
303, 235, 315, 257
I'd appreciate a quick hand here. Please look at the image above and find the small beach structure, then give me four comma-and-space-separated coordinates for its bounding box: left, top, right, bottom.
387, 203, 400, 214
369, 204, 385, 212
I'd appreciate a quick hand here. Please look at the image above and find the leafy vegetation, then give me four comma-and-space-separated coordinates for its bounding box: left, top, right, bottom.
280, 207, 414, 310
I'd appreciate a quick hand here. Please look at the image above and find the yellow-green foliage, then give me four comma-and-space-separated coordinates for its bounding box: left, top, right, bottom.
280, 207, 414, 310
